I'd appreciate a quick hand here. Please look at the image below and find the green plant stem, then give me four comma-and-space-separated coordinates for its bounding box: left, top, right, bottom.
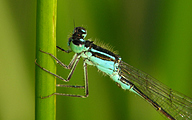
35, 0, 57, 120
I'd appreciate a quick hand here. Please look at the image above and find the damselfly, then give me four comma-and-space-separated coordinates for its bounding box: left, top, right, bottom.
36, 27, 192, 120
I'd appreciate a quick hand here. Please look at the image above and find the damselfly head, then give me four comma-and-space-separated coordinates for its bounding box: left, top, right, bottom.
72, 27, 87, 39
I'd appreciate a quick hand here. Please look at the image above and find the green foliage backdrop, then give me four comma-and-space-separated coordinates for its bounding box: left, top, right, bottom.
0, 0, 192, 120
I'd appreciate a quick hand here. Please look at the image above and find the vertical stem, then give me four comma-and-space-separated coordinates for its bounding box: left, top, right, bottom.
35, 0, 57, 120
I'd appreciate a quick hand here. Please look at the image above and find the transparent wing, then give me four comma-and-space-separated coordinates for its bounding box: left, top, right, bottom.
119, 61, 192, 120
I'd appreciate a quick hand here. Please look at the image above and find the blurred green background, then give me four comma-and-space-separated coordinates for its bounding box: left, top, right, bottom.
1, 0, 192, 120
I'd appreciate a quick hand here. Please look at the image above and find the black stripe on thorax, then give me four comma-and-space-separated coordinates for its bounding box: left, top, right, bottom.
91, 51, 116, 61
85, 40, 120, 62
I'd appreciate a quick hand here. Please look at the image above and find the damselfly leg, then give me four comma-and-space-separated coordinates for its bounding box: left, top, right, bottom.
35, 47, 89, 98
54, 61, 89, 98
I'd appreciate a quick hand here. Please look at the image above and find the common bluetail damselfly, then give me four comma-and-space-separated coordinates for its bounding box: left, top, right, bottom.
36, 27, 192, 120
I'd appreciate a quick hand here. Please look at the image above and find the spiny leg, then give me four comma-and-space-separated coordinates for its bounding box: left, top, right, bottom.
56, 46, 71, 53
83, 61, 89, 97
35, 59, 67, 81
36, 48, 89, 98
38, 55, 82, 99
39, 49, 77, 69
35, 54, 80, 82
46, 60, 89, 98
56, 84, 85, 89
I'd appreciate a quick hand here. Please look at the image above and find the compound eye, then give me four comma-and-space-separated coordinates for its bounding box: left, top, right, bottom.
73, 27, 87, 38
79, 28, 86, 34
81, 28, 87, 38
